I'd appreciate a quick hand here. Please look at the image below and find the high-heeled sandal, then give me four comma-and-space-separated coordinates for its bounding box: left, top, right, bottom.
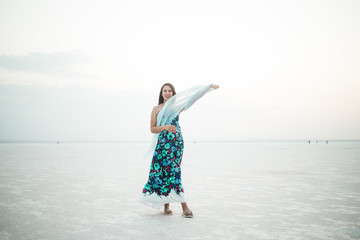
182, 210, 193, 218
164, 208, 173, 215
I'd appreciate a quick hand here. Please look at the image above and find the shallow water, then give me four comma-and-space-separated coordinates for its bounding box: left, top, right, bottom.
0, 141, 359, 240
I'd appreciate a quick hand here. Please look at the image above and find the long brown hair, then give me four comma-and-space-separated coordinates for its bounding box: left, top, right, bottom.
158, 83, 176, 105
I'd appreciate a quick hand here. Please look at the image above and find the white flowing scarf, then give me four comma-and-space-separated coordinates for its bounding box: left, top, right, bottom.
144, 84, 214, 159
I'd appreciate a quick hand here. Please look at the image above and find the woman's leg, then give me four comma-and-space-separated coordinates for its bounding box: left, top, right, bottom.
181, 202, 190, 212
164, 203, 172, 214
181, 202, 193, 218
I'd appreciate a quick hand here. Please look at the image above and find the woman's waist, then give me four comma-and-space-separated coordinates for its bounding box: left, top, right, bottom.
159, 128, 182, 136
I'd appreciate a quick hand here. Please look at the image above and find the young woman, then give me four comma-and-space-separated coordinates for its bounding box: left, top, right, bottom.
139, 83, 219, 218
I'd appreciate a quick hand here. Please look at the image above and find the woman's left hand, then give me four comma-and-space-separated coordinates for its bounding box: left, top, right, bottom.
211, 84, 220, 89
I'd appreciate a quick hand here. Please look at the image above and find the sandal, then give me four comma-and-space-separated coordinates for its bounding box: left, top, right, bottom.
164, 208, 173, 215
182, 210, 193, 218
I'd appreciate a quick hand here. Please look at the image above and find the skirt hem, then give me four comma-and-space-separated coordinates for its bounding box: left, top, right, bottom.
138, 189, 186, 210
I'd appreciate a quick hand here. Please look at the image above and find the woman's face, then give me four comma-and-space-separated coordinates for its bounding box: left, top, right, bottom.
162, 85, 173, 102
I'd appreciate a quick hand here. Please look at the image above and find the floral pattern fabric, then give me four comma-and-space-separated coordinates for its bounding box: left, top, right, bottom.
142, 115, 184, 197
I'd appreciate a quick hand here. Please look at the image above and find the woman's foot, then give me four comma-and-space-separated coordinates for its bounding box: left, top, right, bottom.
164, 203, 172, 215
182, 210, 193, 218
164, 208, 173, 215
181, 202, 193, 218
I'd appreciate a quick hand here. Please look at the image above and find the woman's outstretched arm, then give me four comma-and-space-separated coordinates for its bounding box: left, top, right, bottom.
182, 84, 220, 111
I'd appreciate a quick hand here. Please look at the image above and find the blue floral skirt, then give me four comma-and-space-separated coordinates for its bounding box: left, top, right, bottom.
139, 116, 186, 209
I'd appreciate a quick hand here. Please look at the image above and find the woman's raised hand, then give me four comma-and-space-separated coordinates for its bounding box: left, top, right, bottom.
165, 125, 177, 133
211, 84, 220, 89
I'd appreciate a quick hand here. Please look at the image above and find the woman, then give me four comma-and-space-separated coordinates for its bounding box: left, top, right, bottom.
139, 83, 219, 218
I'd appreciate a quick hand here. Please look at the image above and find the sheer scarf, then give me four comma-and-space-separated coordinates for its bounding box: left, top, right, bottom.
145, 84, 213, 159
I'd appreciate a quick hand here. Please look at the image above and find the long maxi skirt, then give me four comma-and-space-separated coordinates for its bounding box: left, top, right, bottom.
139, 116, 186, 209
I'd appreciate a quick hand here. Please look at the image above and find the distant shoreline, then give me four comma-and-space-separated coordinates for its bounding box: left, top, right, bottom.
0, 139, 359, 144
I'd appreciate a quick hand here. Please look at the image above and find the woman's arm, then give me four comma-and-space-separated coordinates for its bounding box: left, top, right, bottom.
150, 106, 176, 133
181, 84, 220, 111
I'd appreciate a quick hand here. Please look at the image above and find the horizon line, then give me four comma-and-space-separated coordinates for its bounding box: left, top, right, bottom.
0, 139, 359, 144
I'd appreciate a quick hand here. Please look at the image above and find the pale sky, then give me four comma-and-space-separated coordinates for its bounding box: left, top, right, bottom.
0, 0, 359, 141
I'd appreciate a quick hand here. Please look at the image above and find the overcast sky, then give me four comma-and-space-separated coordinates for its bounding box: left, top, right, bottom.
0, 0, 359, 142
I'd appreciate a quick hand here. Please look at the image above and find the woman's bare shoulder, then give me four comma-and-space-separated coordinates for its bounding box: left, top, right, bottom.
152, 105, 161, 114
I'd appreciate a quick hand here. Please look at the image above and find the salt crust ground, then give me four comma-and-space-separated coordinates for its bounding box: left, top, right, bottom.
0, 142, 359, 240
